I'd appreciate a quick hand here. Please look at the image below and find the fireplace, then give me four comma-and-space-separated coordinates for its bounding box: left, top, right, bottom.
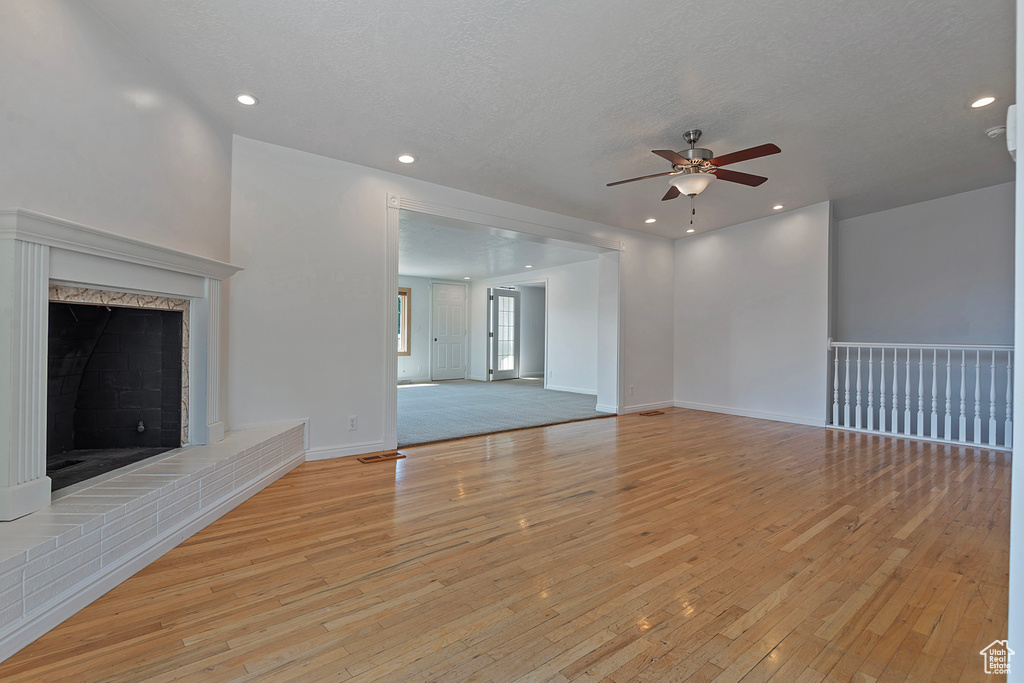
0, 208, 240, 520
46, 291, 189, 490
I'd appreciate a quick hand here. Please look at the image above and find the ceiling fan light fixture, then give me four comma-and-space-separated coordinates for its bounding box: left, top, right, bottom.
670, 171, 716, 196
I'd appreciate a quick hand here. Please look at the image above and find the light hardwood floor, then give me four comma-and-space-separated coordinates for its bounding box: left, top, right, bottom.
0, 408, 1010, 682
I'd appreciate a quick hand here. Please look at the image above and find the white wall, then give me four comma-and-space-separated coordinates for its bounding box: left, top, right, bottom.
397, 276, 431, 383
0, 0, 232, 261
519, 285, 546, 377
1008, 3, 1023, 674
1, 0, 235, 431
469, 262, 598, 393
229, 137, 674, 456
674, 202, 832, 425
835, 182, 1014, 344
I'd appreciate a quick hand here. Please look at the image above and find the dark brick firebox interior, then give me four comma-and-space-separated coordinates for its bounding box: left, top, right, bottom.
47, 303, 183, 490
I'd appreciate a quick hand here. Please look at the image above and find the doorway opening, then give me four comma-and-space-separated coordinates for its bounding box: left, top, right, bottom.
390, 201, 621, 447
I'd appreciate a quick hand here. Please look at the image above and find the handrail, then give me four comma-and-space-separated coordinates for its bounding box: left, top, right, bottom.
830, 341, 1012, 351
826, 340, 1013, 450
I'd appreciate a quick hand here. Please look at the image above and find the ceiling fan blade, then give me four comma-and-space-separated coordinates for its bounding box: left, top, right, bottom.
710, 143, 781, 167
607, 171, 674, 187
662, 186, 681, 201
711, 168, 768, 187
652, 149, 688, 166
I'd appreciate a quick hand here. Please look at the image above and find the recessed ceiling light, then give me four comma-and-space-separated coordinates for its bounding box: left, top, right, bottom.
773, 204, 784, 210
236, 94, 258, 106
524, 265, 533, 268
398, 155, 415, 164
644, 218, 657, 224
971, 96, 996, 108
686, 229, 695, 233
463, 276, 471, 280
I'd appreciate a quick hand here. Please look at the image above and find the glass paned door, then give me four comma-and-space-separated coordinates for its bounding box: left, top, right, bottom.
489, 288, 520, 381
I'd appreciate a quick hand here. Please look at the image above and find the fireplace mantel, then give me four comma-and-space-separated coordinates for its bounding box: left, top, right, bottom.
0, 209, 241, 520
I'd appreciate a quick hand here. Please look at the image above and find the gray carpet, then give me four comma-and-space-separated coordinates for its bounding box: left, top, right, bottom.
397, 379, 611, 446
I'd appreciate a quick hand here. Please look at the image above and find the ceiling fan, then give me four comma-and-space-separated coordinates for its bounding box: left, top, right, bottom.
607, 130, 781, 223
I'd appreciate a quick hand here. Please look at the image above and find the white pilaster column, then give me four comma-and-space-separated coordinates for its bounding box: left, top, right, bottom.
0, 239, 51, 520
205, 278, 224, 443
383, 195, 399, 451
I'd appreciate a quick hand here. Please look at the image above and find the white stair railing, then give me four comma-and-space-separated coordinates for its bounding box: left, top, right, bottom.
828, 340, 1013, 449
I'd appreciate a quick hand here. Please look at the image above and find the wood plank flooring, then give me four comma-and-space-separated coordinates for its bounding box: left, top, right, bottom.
0, 408, 1010, 682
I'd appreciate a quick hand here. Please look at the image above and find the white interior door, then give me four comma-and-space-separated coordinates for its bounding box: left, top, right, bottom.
489, 288, 521, 381
431, 283, 467, 380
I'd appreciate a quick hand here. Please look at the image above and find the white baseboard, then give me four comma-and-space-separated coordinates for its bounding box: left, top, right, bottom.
595, 403, 619, 414
546, 384, 597, 396
0, 453, 304, 662
622, 401, 674, 414
305, 441, 386, 460
521, 372, 544, 379
398, 377, 431, 384
468, 374, 487, 382
673, 400, 824, 427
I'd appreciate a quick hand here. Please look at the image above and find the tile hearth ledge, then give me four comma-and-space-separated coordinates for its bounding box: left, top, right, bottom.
0, 209, 242, 521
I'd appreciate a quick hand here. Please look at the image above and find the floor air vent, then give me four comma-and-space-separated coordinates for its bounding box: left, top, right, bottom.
358, 451, 407, 464
638, 410, 665, 416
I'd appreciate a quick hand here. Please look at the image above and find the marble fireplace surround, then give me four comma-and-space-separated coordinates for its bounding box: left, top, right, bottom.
0, 209, 241, 521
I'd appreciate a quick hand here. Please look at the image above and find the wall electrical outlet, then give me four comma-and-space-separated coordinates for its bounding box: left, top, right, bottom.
629, 385, 635, 396
348, 415, 357, 431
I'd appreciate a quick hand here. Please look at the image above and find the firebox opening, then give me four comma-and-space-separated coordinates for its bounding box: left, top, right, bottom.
47, 302, 184, 491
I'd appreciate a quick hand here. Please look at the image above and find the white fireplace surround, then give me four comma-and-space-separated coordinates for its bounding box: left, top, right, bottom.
0, 208, 241, 521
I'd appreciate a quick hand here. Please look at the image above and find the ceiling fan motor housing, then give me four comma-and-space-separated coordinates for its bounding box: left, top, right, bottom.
681, 148, 713, 162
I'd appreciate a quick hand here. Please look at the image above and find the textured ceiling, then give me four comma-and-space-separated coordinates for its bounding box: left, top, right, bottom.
399, 210, 598, 280
88, 0, 1015, 238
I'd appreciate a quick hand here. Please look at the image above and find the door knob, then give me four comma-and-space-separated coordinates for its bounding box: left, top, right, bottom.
434, 338, 438, 341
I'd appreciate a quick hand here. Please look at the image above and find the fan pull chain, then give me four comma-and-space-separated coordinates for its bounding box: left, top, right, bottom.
690, 195, 695, 225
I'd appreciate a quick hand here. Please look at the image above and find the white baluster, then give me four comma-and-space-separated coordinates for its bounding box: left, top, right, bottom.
844, 347, 851, 427
1006, 351, 1014, 448
959, 350, 967, 441
989, 351, 997, 446
930, 349, 938, 438
832, 345, 839, 426
855, 347, 863, 429
916, 349, 925, 437
944, 350, 951, 439
878, 348, 886, 432
891, 348, 899, 434
974, 350, 982, 444
867, 348, 874, 431
904, 349, 912, 436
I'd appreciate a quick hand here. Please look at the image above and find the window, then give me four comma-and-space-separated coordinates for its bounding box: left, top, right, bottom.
398, 287, 411, 356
